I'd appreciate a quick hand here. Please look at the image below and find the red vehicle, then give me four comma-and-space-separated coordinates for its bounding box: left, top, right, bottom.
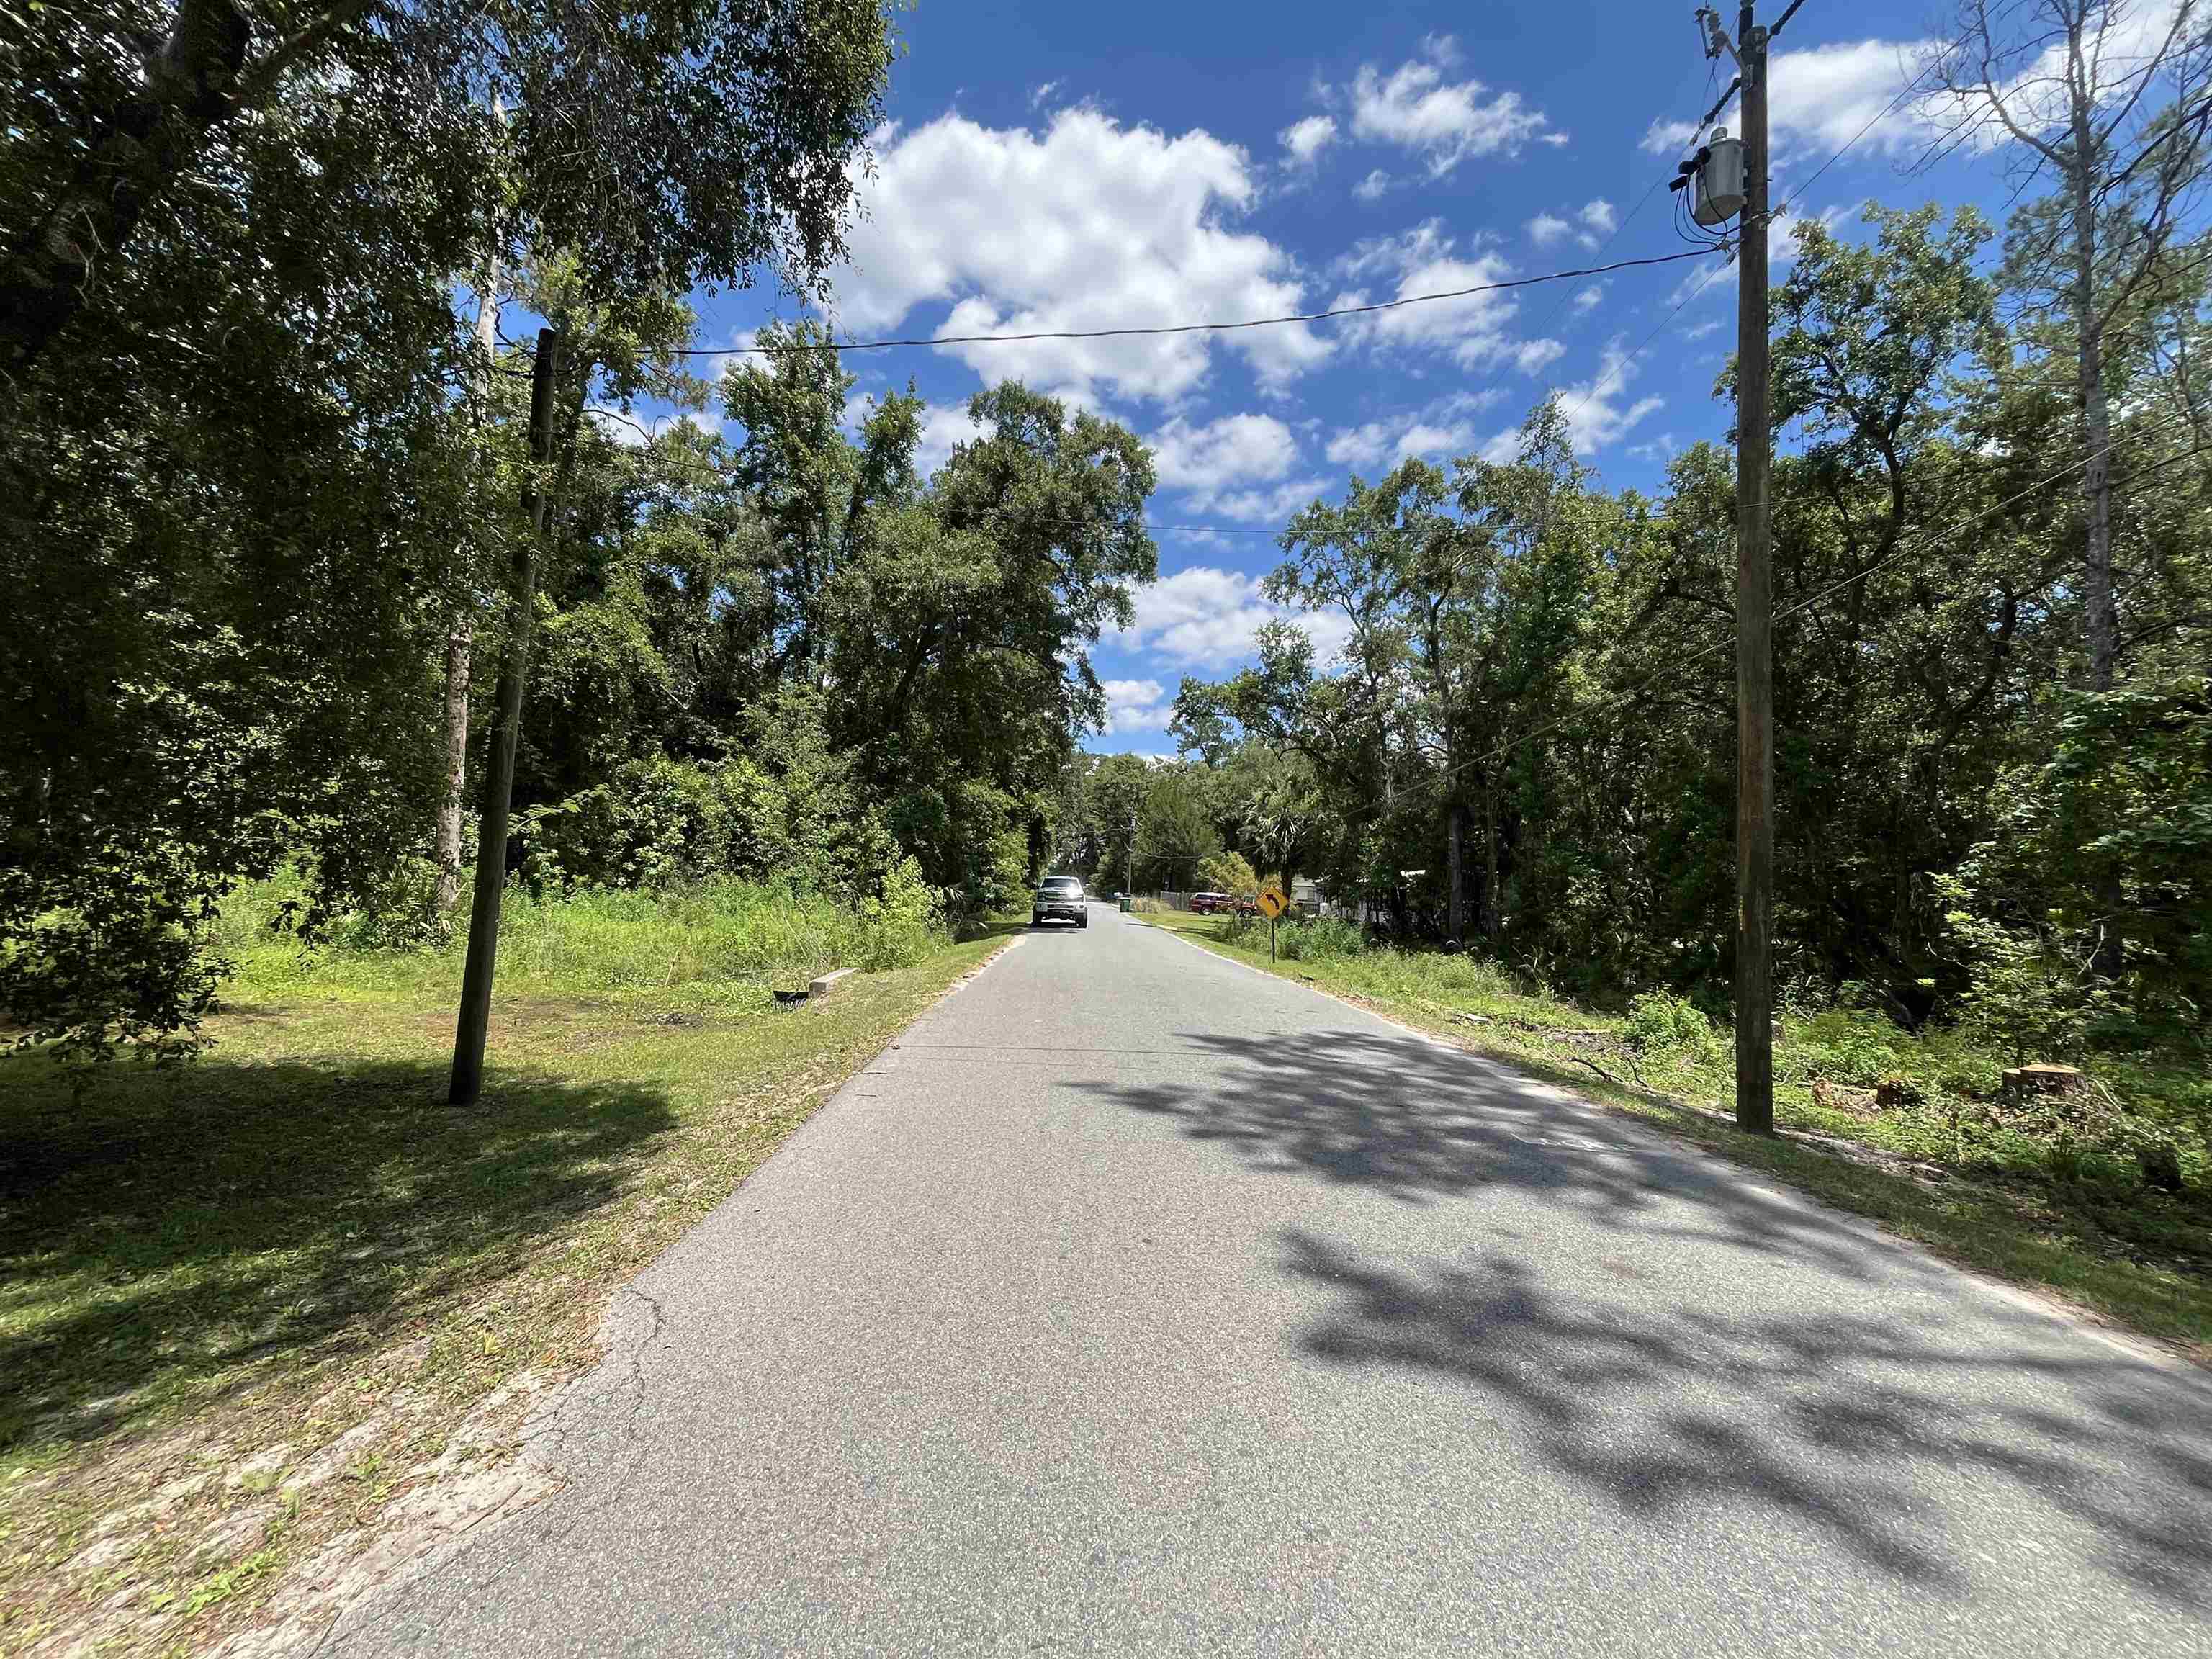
1189, 891, 1233, 914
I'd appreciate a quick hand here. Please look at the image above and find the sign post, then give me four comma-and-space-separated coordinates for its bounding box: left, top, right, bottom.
1256, 884, 1287, 961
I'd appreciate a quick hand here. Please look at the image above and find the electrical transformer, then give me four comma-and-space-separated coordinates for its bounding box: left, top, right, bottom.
1692, 128, 1745, 228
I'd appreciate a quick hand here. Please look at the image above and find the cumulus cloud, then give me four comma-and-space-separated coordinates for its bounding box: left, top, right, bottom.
827, 109, 1328, 405
1149, 412, 1298, 496
1529, 199, 1617, 252
1146, 413, 1326, 522
1644, 6, 2188, 168
1478, 340, 1662, 463
912, 400, 993, 477
1116, 565, 1354, 670
1326, 220, 1558, 374
1353, 168, 1396, 201
1573, 284, 1606, 313
1280, 114, 1337, 166
1324, 409, 1485, 471
840, 392, 992, 478
1100, 678, 1172, 734
1642, 35, 1944, 163
1344, 34, 1560, 176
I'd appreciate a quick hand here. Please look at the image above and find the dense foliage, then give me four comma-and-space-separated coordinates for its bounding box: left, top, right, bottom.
2, 1, 2204, 1086
1124, 206, 2211, 1061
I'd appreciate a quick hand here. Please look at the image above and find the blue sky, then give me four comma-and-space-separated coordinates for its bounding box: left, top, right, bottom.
630, 0, 2145, 753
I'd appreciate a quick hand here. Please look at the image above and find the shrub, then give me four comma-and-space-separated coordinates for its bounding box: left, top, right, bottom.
1276, 916, 1364, 961
1625, 991, 1722, 1062
855, 856, 944, 971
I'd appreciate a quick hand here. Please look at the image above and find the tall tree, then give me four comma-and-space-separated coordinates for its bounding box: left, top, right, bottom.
1, 0, 895, 1056
1927, 0, 2211, 691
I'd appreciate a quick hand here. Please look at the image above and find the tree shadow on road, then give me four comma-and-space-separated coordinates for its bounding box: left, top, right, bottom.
1075, 1024, 2212, 1611
1087, 1025, 1889, 1282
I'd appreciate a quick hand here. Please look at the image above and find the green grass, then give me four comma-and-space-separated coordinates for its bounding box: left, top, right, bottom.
212, 873, 944, 1007
1, 889, 1017, 1655
1150, 909, 2212, 1362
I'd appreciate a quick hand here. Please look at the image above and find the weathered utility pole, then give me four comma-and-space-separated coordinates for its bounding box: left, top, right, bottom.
1732, 1, 1774, 1134
450, 325, 559, 1106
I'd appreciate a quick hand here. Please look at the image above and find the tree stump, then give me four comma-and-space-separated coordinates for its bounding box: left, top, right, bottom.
2001, 1064, 2085, 1105
1874, 1076, 1922, 1110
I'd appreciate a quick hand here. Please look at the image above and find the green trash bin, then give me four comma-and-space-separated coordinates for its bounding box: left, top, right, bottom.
1118, 894, 1130, 913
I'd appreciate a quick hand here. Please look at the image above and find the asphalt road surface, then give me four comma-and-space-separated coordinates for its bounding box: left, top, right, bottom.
333, 904, 2212, 1657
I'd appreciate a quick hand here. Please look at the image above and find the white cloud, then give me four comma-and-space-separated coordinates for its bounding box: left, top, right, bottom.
1280, 114, 1337, 166
829, 109, 1328, 405
1324, 410, 1482, 471
1640, 116, 1702, 158
1481, 340, 1663, 462
1148, 413, 1303, 515
1683, 318, 1722, 341
1767, 37, 1948, 162
1101, 678, 1172, 734
1643, 6, 2189, 171
1573, 284, 1606, 314
1513, 338, 1565, 374
1117, 565, 1354, 670
1327, 220, 1557, 374
1527, 212, 1573, 249
1030, 80, 1060, 109
1529, 199, 1617, 252
841, 392, 993, 477
912, 400, 992, 477
1628, 433, 1681, 464
1344, 34, 1558, 176
1203, 477, 1331, 524
1353, 168, 1395, 201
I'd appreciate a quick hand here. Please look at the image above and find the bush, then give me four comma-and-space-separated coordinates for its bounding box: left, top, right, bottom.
854, 857, 945, 971
1625, 990, 1722, 1062
1276, 916, 1364, 961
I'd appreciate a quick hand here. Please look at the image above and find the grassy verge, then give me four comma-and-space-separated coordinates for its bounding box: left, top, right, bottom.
1146, 909, 2212, 1363
1, 899, 1016, 1655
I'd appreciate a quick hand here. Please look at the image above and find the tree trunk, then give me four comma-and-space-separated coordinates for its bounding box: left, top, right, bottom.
2072, 171, 2118, 695
433, 617, 473, 914
435, 243, 501, 920
1482, 785, 1501, 941
1, 0, 249, 376
2069, 116, 2126, 978
1447, 798, 1465, 945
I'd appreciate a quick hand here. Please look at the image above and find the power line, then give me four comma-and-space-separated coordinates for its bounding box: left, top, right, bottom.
672, 251, 1721, 357
1554, 36, 1940, 459
1516, 63, 1750, 354
1772, 53, 1938, 219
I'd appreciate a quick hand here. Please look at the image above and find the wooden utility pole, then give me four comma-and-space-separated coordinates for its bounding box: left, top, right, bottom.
1733, 1, 1775, 1135
450, 325, 560, 1106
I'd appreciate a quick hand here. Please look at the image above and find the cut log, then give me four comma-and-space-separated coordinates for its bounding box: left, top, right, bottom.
2002, 1063, 2085, 1104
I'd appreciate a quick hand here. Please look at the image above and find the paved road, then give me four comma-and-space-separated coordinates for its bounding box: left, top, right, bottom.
335, 906, 2212, 1657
